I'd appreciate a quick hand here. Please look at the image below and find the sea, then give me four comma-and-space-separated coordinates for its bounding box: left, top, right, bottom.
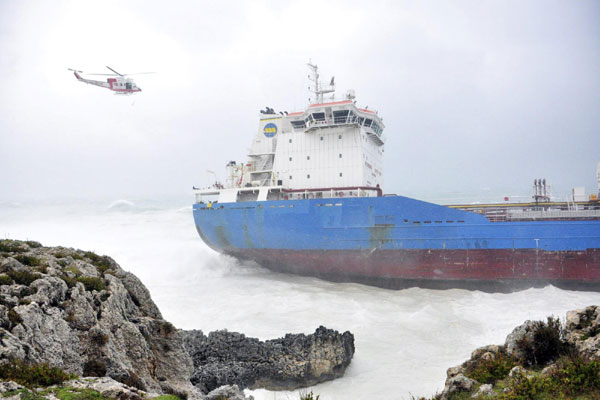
1, 197, 599, 400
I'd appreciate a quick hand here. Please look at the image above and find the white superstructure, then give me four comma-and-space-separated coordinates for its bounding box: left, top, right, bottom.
196, 63, 385, 203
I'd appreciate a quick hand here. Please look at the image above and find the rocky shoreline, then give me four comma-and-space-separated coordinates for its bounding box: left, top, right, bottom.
429, 306, 600, 400
0, 239, 355, 400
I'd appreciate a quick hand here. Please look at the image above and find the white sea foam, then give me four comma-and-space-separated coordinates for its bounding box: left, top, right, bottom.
1, 199, 599, 399
107, 199, 136, 211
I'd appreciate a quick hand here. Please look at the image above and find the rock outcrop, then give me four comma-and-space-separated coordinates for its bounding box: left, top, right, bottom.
0, 239, 355, 399
0, 239, 199, 399
432, 306, 600, 400
183, 326, 355, 392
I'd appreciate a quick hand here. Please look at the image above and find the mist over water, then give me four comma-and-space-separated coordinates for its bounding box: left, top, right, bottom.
1, 198, 599, 399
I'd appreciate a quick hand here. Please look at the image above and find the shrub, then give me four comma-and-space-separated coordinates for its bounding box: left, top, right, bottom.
468, 353, 516, 384
14, 255, 41, 267
0, 359, 74, 387
552, 353, 600, 395
0, 274, 13, 285
83, 252, 112, 275
299, 391, 320, 400
25, 241, 42, 249
77, 277, 105, 292
0, 240, 27, 253
64, 266, 81, 276
61, 275, 78, 288
8, 270, 41, 286
499, 373, 550, 400
516, 316, 568, 366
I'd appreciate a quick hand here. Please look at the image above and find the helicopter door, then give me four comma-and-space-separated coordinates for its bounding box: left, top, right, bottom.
126, 82, 132, 90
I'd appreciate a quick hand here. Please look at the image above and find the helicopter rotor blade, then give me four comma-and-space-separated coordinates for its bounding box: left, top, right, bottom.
67, 68, 83, 73
123, 72, 156, 75
106, 66, 123, 76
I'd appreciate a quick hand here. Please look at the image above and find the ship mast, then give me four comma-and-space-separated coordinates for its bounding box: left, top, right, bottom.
307, 62, 335, 104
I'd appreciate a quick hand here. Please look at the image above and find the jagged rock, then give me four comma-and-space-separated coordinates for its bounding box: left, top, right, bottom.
504, 320, 537, 360
183, 326, 355, 392
470, 344, 500, 360
0, 239, 354, 399
472, 383, 494, 398
440, 373, 476, 400
564, 306, 600, 360
0, 240, 201, 399
67, 377, 149, 400
206, 384, 253, 400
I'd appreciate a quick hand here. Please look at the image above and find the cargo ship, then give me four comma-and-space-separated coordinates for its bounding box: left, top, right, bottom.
193, 63, 600, 291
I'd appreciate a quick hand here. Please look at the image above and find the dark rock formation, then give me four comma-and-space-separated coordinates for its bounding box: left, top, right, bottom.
183, 326, 355, 392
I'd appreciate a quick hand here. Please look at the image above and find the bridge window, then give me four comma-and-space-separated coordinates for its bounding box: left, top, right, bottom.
339, 172, 343, 177
307, 174, 310, 179
291, 120, 306, 129
289, 139, 292, 143
289, 157, 292, 161
312, 112, 325, 122
339, 153, 342, 158
333, 110, 349, 123
307, 155, 310, 160
364, 119, 373, 127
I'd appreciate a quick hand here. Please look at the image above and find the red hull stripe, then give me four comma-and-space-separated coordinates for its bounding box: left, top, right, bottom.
226, 248, 600, 290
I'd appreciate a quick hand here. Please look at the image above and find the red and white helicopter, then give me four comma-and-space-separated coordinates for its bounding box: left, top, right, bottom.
68, 66, 153, 94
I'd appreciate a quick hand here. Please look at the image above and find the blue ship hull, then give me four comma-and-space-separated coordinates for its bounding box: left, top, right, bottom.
193, 195, 600, 290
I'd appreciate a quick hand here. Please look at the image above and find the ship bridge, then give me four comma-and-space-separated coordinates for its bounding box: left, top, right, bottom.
194, 62, 386, 203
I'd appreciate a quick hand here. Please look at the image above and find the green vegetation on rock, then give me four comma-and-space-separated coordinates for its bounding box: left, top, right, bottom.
7, 269, 41, 286
0, 359, 75, 387
13, 255, 42, 267
0, 240, 28, 253
516, 316, 568, 367
467, 353, 516, 384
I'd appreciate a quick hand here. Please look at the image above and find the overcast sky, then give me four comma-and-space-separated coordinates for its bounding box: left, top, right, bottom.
1, 0, 599, 203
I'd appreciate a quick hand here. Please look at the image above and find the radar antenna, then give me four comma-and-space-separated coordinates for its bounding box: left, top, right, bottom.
307, 61, 335, 104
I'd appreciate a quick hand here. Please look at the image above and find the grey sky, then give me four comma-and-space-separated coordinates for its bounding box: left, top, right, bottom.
1, 0, 599, 203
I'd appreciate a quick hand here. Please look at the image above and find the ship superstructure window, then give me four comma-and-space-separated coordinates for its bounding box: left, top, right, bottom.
289, 139, 292, 143
311, 112, 325, 122
338, 135, 342, 139
320, 136, 323, 141
339, 172, 343, 177
339, 153, 342, 158
307, 174, 310, 179
289, 157, 292, 161
333, 110, 349, 123
290, 120, 306, 129
307, 155, 310, 160
289, 175, 292, 179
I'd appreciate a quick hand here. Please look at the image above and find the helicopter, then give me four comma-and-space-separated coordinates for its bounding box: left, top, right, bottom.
68, 66, 153, 94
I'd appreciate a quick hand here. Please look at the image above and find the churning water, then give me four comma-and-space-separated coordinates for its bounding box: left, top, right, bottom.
1, 198, 599, 400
